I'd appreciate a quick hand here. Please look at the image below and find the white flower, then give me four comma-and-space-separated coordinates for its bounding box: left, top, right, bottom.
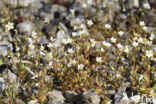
47, 43, 53, 48
105, 24, 111, 29
139, 21, 145, 26
87, 20, 93, 27
50, 36, 55, 42
77, 46, 80, 50
102, 41, 111, 47
40, 51, 45, 56
62, 38, 72, 44
44, 17, 49, 24
124, 46, 131, 53
143, 26, 147, 31
70, 9, 75, 13
149, 33, 155, 40
6, 22, 14, 31
118, 31, 124, 36
132, 41, 139, 47
79, 31, 83, 37
29, 44, 35, 49
143, 3, 151, 9
145, 40, 152, 46
117, 43, 123, 50
80, 24, 86, 29
73, 25, 78, 30
82, 29, 89, 36
68, 48, 74, 54
63, 52, 68, 56
138, 37, 143, 43
72, 60, 76, 65
72, 32, 78, 37
79, 29, 89, 37
62, 39, 67, 44
70, 9, 75, 17
138, 74, 144, 81
67, 62, 72, 68
111, 37, 116, 43
133, 37, 138, 41
78, 64, 84, 70
32, 31, 37, 38
96, 57, 102, 63
90, 39, 96, 47
16, 47, 20, 51
82, 3, 87, 8
100, 47, 104, 52
68, 59, 76, 67
146, 50, 153, 58
48, 52, 53, 58
28, 38, 33, 45
40, 45, 45, 51
49, 61, 53, 66
102, 2, 106, 8
14, 29, 18, 34
67, 38, 72, 43
87, 0, 93, 5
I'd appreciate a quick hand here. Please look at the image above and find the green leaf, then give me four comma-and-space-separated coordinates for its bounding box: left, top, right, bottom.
0, 59, 3, 66
100, 82, 103, 87
143, 74, 148, 82
110, 65, 115, 71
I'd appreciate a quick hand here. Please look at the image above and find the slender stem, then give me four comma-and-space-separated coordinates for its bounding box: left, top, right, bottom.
132, 48, 137, 87
146, 58, 150, 88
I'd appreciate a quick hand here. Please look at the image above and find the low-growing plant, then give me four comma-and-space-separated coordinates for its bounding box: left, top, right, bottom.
0, 0, 155, 103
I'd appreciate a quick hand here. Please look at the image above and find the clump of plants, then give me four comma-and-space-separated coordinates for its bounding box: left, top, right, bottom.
0, 0, 155, 103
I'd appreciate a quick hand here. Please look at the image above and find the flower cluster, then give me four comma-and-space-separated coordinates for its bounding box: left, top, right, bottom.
6, 22, 14, 31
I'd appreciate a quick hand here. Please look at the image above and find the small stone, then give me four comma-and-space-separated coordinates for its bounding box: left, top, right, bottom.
118, 82, 131, 93
0, 1, 4, 10
47, 90, 65, 104
51, 4, 67, 20
45, 75, 52, 84
106, 100, 112, 104
30, 0, 43, 14
55, 0, 74, 4
143, 10, 156, 27
40, 4, 67, 20
130, 95, 141, 104
16, 99, 25, 104
7, 70, 17, 83
82, 89, 101, 104
17, 21, 35, 36
0, 42, 13, 56
53, 29, 70, 48
95, 42, 102, 50
107, 90, 116, 95
65, 91, 82, 103
37, 35, 48, 45
114, 93, 130, 104
70, 16, 85, 26
0, 31, 12, 42
0, 77, 5, 93
27, 99, 38, 104
108, 54, 116, 60
42, 22, 57, 37
5, 0, 39, 7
